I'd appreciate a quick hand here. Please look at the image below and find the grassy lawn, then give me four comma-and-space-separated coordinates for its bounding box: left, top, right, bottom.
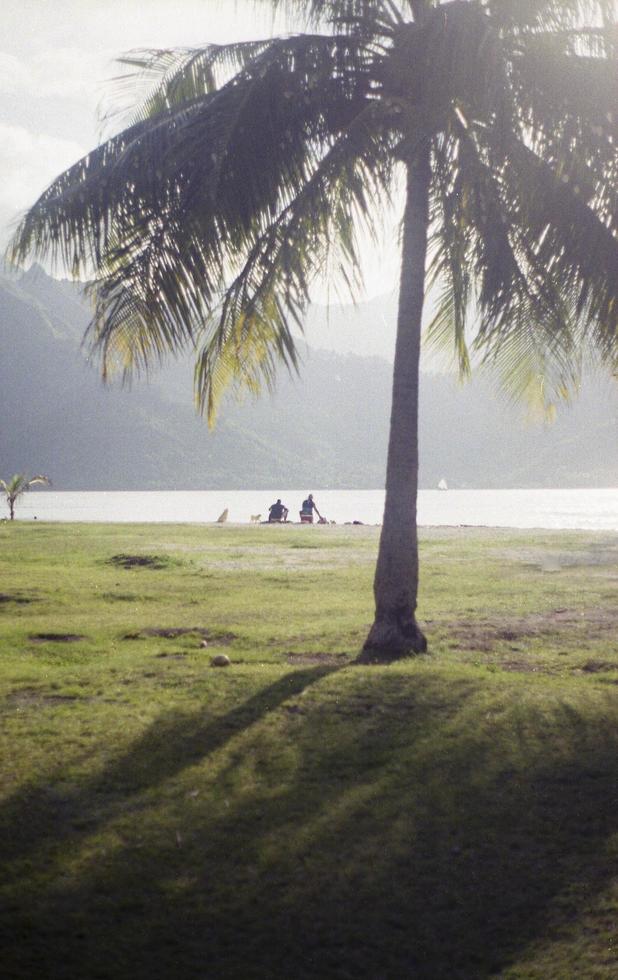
1, 521, 617, 979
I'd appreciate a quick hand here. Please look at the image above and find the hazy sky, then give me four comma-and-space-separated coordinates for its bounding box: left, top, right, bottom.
0, 0, 402, 298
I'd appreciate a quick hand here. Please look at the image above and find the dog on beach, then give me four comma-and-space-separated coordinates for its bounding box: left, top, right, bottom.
250, 514, 261, 523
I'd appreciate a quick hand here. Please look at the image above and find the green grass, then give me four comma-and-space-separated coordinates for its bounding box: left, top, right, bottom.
1, 521, 617, 979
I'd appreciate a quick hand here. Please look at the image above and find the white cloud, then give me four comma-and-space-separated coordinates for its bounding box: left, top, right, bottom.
3, 0, 289, 58
0, 2, 399, 293
31, 47, 114, 101
0, 0, 292, 248
0, 123, 84, 215
0, 52, 33, 96
0, 48, 110, 105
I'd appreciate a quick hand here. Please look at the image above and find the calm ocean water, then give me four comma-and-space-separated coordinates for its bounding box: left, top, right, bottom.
13, 488, 618, 531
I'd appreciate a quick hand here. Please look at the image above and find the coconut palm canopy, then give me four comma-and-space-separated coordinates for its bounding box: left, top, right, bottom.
10, 0, 618, 658
1, 475, 51, 520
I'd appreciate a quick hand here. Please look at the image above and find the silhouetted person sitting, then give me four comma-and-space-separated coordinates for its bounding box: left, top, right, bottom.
268, 499, 289, 522
299, 493, 322, 523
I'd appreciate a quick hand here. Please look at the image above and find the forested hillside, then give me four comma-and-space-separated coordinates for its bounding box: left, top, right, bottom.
1, 266, 616, 490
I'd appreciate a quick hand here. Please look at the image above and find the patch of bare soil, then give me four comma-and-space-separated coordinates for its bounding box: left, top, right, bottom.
501, 540, 618, 572
100, 592, 144, 602
0, 592, 35, 605
29, 633, 85, 643
5, 687, 83, 706
123, 627, 236, 645
107, 554, 169, 569
448, 607, 618, 653
581, 660, 618, 674
449, 624, 534, 653
500, 660, 552, 674
286, 652, 349, 666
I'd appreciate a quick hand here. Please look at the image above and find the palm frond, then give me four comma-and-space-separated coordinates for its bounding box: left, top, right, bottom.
480, 323, 581, 423
194, 101, 394, 421
487, 0, 615, 32
11, 28, 390, 418
428, 113, 588, 408
250, 1, 405, 32
510, 33, 618, 146
8, 0, 618, 430
11, 30, 376, 273
502, 137, 618, 356
0, 474, 51, 494
425, 131, 472, 375
100, 39, 278, 133
27, 476, 51, 488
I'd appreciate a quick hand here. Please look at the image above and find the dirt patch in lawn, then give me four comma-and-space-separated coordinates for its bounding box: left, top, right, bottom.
500, 539, 618, 572
580, 660, 618, 674
100, 592, 153, 603
5, 687, 84, 706
500, 660, 553, 674
123, 626, 236, 645
447, 607, 618, 653
286, 652, 350, 666
107, 554, 170, 570
0, 592, 36, 605
448, 623, 536, 653
29, 633, 85, 643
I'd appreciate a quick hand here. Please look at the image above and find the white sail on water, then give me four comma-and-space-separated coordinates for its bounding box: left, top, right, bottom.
438, 479, 448, 491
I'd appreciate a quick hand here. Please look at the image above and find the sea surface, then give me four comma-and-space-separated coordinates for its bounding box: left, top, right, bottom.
14, 488, 618, 531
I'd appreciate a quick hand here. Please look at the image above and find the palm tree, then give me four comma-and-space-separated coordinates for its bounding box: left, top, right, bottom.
9, 1, 617, 660
1, 475, 51, 521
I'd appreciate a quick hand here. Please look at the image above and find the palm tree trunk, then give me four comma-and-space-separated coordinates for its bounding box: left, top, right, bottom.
358, 147, 430, 663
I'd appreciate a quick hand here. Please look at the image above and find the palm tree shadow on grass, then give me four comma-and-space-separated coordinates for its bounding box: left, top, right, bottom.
0, 665, 339, 868
2, 674, 618, 979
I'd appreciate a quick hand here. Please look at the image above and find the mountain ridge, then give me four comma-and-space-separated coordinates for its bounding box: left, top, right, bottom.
1, 266, 616, 490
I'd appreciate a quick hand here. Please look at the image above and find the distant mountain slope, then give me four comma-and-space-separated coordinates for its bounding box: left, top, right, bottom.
1, 266, 616, 489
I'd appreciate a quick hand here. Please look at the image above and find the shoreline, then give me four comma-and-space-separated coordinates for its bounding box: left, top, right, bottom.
11, 487, 618, 532
3, 520, 617, 537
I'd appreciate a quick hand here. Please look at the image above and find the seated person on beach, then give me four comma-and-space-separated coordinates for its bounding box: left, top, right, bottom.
268, 499, 288, 522
299, 493, 322, 523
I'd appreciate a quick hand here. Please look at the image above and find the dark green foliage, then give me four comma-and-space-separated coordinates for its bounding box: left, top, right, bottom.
9, 1, 618, 419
